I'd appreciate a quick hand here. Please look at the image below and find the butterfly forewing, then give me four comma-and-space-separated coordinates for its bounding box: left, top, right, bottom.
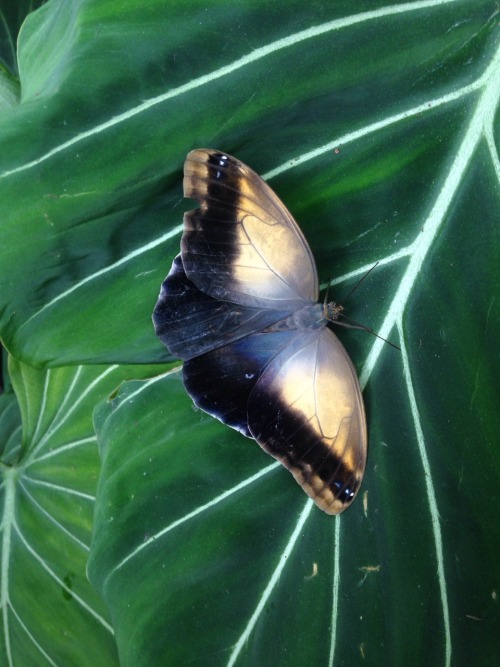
247, 328, 366, 514
182, 149, 318, 308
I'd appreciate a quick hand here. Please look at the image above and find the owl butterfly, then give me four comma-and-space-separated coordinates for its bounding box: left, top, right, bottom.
153, 149, 367, 514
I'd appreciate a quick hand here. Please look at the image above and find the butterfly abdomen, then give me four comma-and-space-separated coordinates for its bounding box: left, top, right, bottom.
262, 303, 326, 333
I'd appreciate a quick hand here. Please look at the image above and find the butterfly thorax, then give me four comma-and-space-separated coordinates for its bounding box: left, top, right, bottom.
263, 303, 326, 333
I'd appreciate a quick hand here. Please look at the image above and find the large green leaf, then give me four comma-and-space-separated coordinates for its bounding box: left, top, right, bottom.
0, 358, 129, 665
0, 1, 46, 75
0, 0, 499, 665
0, 0, 497, 367
0, 351, 174, 664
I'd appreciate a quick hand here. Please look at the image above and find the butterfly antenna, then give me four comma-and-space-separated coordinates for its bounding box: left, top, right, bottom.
323, 278, 332, 306
326, 262, 399, 350
341, 262, 379, 304
336, 313, 400, 351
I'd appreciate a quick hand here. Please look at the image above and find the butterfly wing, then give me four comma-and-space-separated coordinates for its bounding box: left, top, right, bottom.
247, 328, 367, 515
182, 329, 300, 436
153, 254, 294, 360
181, 149, 318, 308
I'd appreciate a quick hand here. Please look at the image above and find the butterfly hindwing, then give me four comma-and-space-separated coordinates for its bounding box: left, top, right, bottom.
153, 254, 293, 360
182, 329, 301, 437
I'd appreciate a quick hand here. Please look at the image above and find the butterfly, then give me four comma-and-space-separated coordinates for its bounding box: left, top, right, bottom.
153, 149, 367, 514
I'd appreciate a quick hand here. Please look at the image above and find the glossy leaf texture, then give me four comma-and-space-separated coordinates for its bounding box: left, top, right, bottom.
1, 0, 499, 666
0, 1, 46, 75
0, 357, 153, 665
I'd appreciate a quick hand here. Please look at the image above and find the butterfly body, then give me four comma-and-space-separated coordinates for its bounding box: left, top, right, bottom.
255, 304, 323, 338
153, 149, 367, 514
